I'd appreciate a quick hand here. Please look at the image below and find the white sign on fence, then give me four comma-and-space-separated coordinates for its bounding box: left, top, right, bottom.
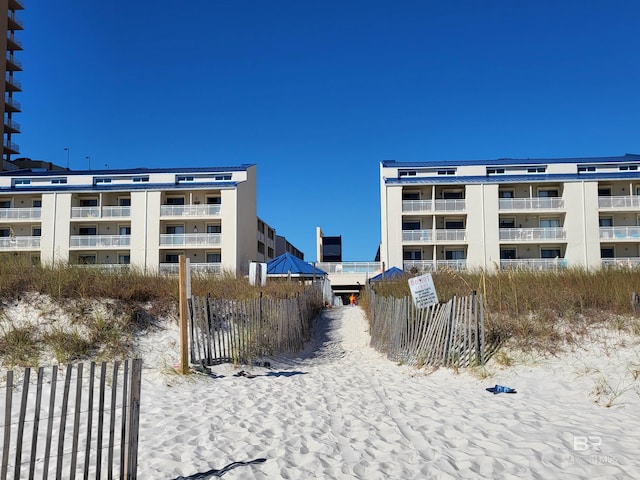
408, 272, 439, 308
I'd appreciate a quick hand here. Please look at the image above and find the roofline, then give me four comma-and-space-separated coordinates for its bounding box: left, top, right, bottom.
381, 154, 640, 168
0, 164, 255, 177
384, 171, 640, 185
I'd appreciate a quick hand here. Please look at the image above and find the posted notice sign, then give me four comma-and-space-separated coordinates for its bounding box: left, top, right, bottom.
408, 272, 439, 308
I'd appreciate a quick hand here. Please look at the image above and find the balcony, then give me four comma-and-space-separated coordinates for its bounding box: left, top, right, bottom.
159, 233, 221, 246
71, 206, 130, 218
5, 54, 22, 71
602, 258, 640, 269
160, 205, 221, 217
402, 199, 465, 213
598, 196, 640, 209
8, 0, 25, 11
0, 236, 40, 250
8, 11, 23, 30
4, 97, 21, 112
4, 117, 20, 133
498, 198, 564, 211
599, 226, 640, 240
5, 75, 21, 92
403, 260, 467, 272
0, 207, 41, 219
499, 227, 566, 242
315, 262, 382, 274
403, 229, 467, 242
403, 230, 432, 242
74, 264, 131, 273
6, 33, 22, 51
69, 235, 131, 248
3, 140, 19, 154
500, 258, 568, 270
159, 262, 222, 275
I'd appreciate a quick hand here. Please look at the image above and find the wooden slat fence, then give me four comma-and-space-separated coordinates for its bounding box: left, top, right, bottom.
189, 284, 323, 366
0, 359, 141, 479
368, 290, 486, 368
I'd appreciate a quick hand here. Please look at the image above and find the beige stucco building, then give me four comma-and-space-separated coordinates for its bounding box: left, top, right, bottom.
380, 154, 640, 272
0, 164, 294, 274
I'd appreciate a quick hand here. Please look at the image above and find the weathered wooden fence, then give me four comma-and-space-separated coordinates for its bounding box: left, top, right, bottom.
0, 359, 141, 479
368, 290, 486, 368
189, 284, 324, 366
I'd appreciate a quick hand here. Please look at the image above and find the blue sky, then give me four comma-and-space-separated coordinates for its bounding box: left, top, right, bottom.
17, 1, 640, 261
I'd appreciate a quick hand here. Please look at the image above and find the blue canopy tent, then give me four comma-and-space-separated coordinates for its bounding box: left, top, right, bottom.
369, 266, 407, 282
266, 253, 327, 279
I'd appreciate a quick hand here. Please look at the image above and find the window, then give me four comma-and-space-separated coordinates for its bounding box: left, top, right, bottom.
578, 166, 596, 172
215, 175, 231, 181
165, 197, 185, 205
207, 197, 221, 204
257, 242, 265, 254
399, 170, 417, 177
32, 227, 41, 237
176, 175, 194, 182
539, 218, 560, 228
94, 178, 112, 184
32, 199, 42, 207
437, 169, 455, 175
598, 187, 611, 196
541, 248, 562, 258
207, 225, 221, 233
78, 227, 97, 235
166, 225, 184, 234
487, 168, 505, 175
403, 192, 420, 200
442, 190, 463, 199
78, 255, 96, 265
165, 254, 180, 263
119, 225, 131, 235
500, 249, 516, 260
601, 247, 615, 258
499, 218, 515, 228
0, 200, 10, 208
445, 250, 465, 260
132, 176, 149, 183
51, 178, 67, 184
268, 229, 274, 239
119, 198, 131, 206
267, 247, 274, 258
402, 221, 420, 230
80, 198, 98, 207
206, 252, 221, 263
527, 167, 546, 173
619, 165, 638, 171
445, 219, 464, 229
0, 228, 9, 237
118, 254, 131, 264
499, 190, 514, 198
403, 250, 422, 260
537, 189, 558, 198
13, 179, 31, 186
599, 217, 613, 227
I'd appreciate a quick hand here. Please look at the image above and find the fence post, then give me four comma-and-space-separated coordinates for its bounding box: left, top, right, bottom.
125, 359, 142, 480
179, 255, 189, 374
473, 291, 481, 365
443, 295, 456, 366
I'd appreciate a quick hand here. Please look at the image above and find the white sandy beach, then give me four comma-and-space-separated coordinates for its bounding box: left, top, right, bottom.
134, 305, 640, 479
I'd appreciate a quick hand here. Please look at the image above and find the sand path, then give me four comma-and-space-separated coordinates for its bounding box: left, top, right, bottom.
137, 305, 640, 479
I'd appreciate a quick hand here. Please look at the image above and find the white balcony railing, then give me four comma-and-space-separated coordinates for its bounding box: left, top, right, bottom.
315, 262, 382, 274
71, 206, 130, 218
402, 230, 432, 242
602, 258, 640, 268
74, 264, 131, 273
0, 207, 41, 219
160, 205, 222, 217
434, 199, 465, 211
402, 200, 433, 212
598, 196, 640, 209
0, 236, 40, 249
69, 235, 131, 248
599, 227, 640, 240
403, 260, 467, 272
401, 199, 465, 213
498, 198, 564, 210
159, 233, 221, 246
500, 258, 568, 270
435, 229, 466, 242
159, 262, 223, 275
499, 227, 566, 241
402, 229, 466, 242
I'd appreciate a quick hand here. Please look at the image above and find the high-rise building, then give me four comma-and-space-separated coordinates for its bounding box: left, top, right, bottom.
0, 0, 23, 170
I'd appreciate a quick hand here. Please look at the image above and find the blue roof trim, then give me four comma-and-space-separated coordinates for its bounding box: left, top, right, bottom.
381, 154, 640, 168
0, 164, 254, 178
0, 181, 239, 193
385, 171, 640, 185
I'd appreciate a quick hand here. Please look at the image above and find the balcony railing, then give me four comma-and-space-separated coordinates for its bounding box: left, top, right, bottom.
315, 262, 382, 274
0, 236, 40, 249
71, 206, 130, 218
74, 264, 131, 273
69, 235, 131, 248
499, 227, 566, 241
402, 200, 433, 212
598, 196, 640, 209
159, 233, 221, 246
0, 207, 41, 219
8, 11, 23, 29
435, 199, 465, 211
403, 260, 467, 272
159, 262, 222, 275
599, 226, 640, 240
402, 229, 466, 242
602, 258, 640, 269
5, 74, 21, 90
4, 117, 20, 132
160, 205, 221, 217
4, 97, 20, 111
498, 198, 564, 210
5, 54, 22, 70
402, 199, 465, 213
500, 258, 568, 270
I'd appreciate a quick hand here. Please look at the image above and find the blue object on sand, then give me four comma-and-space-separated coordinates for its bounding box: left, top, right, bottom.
486, 384, 517, 394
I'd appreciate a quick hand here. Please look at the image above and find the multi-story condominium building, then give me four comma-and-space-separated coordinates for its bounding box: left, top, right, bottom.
276, 234, 304, 260
0, 0, 23, 168
0, 164, 291, 274
380, 154, 640, 272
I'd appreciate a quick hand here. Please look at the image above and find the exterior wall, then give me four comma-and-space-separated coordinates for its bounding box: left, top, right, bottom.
466, 183, 500, 269
383, 185, 404, 269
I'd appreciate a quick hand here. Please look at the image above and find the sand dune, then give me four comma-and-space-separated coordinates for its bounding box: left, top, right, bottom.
136, 305, 640, 479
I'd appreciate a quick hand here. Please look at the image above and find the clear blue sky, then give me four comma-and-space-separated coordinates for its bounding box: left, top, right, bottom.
17, 1, 640, 261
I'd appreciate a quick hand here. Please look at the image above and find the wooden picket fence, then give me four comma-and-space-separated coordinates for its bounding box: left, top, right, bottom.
368, 290, 486, 368
0, 360, 142, 480
189, 285, 324, 366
